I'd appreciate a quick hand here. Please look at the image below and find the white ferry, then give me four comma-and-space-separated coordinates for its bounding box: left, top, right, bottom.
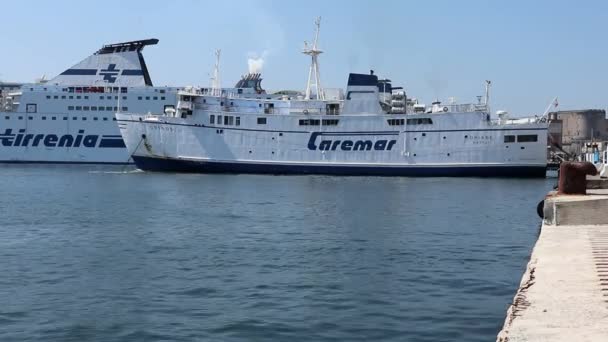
116, 19, 548, 177
0, 40, 265, 164
0, 39, 180, 164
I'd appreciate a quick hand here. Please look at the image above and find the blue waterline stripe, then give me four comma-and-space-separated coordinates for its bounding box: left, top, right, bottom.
0, 160, 132, 165
132, 155, 548, 178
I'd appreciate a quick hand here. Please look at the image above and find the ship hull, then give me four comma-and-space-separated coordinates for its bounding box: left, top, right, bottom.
131, 155, 547, 177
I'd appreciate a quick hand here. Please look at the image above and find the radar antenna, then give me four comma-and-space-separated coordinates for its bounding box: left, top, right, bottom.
303, 17, 324, 100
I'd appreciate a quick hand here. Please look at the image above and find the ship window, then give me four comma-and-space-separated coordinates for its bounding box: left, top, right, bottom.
322, 119, 339, 126
61, 95, 66, 99
69, 96, 73, 99
114, 107, 118, 111
63, 117, 68, 120
224, 116, 229, 125
73, 117, 77, 120
76, 96, 81, 99
120, 87, 127, 93
236, 117, 240, 126
153, 96, 158, 100
113, 118, 117, 121
122, 96, 127, 100
138, 96, 142, 100
75, 106, 82, 111
84, 96, 89, 100
517, 134, 538, 142
94, 117, 98, 121
122, 107, 128, 111
28, 116, 33, 120
217, 115, 222, 124
145, 96, 150, 100
106, 106, 112, 111
82, 117, 87, 121
114, 96, 118, 100
100, 96, 104, 100
26, 104, 37, 113
257, 117, 267, 125
4, 116, 8, 120
161, 97, 166, 100
91, 106, 97, 111
83, 106, 90, 111
210, 115, 215, 124
52, 117, 56, 120
42, 116, 46, 120
46, 95, 51, 99
160, 89, 166, 94
387, 119, 405, 126
103, 117, 108, 121
504, 135, 515, 143
18, 116, 23, 120
299, 119, 320, 126
406, 118, 433, 125
68, 106, 74, 110
53, 96, 58, 99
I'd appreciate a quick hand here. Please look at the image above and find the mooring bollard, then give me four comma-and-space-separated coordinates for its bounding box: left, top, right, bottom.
558, 162, 597, 195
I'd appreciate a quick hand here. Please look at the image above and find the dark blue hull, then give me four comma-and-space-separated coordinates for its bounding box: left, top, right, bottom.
132, 156, 547, 178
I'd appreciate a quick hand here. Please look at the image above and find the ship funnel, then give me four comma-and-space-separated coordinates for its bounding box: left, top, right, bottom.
49, 39, 158, 87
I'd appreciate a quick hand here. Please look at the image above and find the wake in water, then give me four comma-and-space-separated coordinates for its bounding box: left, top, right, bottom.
88, 168, 144, 174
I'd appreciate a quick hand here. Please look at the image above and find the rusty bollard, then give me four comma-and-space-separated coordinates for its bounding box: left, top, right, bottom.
558, 162, 598, 195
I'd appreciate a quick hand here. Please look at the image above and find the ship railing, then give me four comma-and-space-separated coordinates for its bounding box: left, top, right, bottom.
442, 103, 488, 113
490, 117, 543, 126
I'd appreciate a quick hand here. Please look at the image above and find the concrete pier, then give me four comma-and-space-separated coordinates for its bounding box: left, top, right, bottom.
497, 180, 608, 341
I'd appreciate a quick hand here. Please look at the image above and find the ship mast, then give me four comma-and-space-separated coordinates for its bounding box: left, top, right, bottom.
484, 80, 491, 112
210, 49, 221, 96
303, 17, 324, 100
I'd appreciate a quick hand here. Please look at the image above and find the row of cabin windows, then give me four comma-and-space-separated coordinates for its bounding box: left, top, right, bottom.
5, 116, 115, 121
138, 96, 166, 101
68, 106, 127, 112
209, 114, 241, 126
387, 118, 434, 126
36, 87, 165, 94
64, 86, 129, 93
298, 119, 340, 126
46, 95, 130, 100
504, 135, 538, 143
407, 118, 433, 125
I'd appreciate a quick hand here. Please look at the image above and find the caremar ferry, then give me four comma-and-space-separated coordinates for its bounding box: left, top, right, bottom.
116, 26, 546, 177
116, 19, 548, 177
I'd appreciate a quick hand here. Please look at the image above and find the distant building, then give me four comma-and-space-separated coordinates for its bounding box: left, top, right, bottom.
548, 109, 607, 156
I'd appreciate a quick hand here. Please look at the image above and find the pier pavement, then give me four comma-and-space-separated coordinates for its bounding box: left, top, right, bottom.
497, 178, 608, 341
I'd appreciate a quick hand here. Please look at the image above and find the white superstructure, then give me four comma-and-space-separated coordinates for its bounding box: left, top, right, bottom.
0, 39, 181, 164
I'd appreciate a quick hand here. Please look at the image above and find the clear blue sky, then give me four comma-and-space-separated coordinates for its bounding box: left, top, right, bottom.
2, 0, 607, 115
